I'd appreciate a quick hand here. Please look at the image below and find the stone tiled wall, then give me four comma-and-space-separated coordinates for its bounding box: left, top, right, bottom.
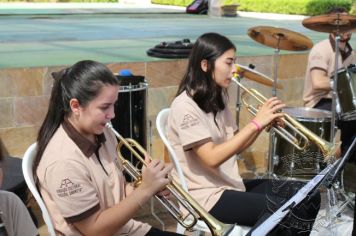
0, 53, 309, 176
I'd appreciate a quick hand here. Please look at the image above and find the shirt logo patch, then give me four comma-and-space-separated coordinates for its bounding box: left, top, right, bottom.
56, 178, 83, 198
180, 114, 199, 130
310, 53, 323, 61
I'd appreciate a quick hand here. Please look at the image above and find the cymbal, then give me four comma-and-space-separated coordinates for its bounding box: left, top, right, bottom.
235, 64, 283, 89
302, 13, 356, 33
247, 26, 313, 51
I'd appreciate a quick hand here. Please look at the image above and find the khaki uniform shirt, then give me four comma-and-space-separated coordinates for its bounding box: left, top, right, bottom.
37, 121, 151, 236
167, 91, 245, 212
303, 37, 354, 108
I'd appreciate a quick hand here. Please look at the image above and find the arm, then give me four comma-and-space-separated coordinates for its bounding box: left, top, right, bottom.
73, 159, 173, 236
194, 97, 285, 168
310, 69, 332, 91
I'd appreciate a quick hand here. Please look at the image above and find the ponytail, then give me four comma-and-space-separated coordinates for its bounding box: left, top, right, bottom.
33, 70, 66, 175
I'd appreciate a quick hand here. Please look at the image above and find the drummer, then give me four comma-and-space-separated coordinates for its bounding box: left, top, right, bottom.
302, 6, 356, 163
166, 32, 321, 235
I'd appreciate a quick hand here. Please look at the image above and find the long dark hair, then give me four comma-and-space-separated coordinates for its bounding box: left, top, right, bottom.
176, 32, 236, 118
34, 60, 119, 174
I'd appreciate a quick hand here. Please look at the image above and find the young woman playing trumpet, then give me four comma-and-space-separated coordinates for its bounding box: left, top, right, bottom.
34, 60, 183, 236
166, 32, 321, 235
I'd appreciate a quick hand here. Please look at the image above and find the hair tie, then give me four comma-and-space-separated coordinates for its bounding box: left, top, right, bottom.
51, 67, 70, 81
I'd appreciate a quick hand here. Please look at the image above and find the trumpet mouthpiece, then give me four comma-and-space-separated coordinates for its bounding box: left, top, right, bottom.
235, 64, 242, 73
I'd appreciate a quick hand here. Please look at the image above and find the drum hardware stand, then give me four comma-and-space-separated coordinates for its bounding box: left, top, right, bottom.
149, 126, 167, 232
272, 38, 281, 97
145, 88, 165, 230
265, 39, 282, 179
324, 19, 355, 224
322, 138, 356, 227
235, 75, 244, 162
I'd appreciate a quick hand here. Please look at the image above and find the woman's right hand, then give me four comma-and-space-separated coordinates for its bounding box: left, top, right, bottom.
140, 155, 173, 196
253, 97, 285, 129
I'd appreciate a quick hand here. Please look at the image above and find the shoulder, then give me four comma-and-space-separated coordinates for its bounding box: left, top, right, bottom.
0, 190, 23, 208
171, 91, 200, 114
43, 125, 83, 161
310, 39, 331, 55
37, 126, 88, 176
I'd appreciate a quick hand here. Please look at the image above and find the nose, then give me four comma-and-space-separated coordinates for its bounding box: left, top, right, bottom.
107, 106, 116, 119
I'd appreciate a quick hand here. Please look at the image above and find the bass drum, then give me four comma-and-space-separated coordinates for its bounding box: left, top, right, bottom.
272, 107, 331, 180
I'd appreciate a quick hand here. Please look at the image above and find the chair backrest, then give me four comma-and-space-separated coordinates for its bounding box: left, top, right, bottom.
156, 108, 188, 191
22, 143, 56, 236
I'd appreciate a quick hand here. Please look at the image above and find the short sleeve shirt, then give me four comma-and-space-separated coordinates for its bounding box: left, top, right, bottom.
303, 38, 355, 108
166, 92, 246, 212
0, 190, 38, 236
36, 123, 151, 236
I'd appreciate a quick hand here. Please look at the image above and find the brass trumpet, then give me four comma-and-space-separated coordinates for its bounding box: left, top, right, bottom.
231, 76, 339, 158
105, 122, 235, 236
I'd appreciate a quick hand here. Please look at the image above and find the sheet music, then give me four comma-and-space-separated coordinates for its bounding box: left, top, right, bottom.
251, 161, 339, 236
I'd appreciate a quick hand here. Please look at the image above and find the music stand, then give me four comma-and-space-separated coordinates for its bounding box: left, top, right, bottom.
248, 160, 339, 236
248, 137, 356, 236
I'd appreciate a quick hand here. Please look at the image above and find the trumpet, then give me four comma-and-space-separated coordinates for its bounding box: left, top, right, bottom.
105, 122, 235, 236
231, 76, 339, 158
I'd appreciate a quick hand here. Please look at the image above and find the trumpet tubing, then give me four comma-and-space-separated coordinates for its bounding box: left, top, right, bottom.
105, 123, 235, 236
231, 76, 339, 158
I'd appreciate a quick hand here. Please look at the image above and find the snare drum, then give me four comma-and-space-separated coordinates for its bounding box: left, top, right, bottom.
333, 65, 356, 121
272, 107, 331, 180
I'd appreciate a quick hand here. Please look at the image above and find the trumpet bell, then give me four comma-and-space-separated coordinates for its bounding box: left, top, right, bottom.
231, 77, 338, 159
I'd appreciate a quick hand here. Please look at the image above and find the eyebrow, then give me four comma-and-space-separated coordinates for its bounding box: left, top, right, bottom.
100, 102, 114, 106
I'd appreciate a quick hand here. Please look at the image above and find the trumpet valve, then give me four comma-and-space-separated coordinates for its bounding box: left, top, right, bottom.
133, 179, 142, 188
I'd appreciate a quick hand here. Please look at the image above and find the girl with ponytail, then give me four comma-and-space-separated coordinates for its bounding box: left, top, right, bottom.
35, 60, 182, 236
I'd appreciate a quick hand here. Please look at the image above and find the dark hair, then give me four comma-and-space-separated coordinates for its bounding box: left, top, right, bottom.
34, 60, 119, 174
327, 6, 348, 14
176, 32, 236, 121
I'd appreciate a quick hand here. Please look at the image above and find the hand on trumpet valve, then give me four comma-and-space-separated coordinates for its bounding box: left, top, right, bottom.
265, 117, 285, 132
254, 97, 285, 129
157, 188, 173, 199
141, 155, 174, 195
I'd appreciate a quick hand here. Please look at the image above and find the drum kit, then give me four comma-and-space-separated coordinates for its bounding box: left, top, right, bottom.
233, 13, 356, 231
235, 12, 356, 180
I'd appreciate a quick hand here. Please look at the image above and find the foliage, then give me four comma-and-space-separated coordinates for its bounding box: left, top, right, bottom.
351, 0, 356, 14
0, 0, 117, 2
152, 0, 353, 15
